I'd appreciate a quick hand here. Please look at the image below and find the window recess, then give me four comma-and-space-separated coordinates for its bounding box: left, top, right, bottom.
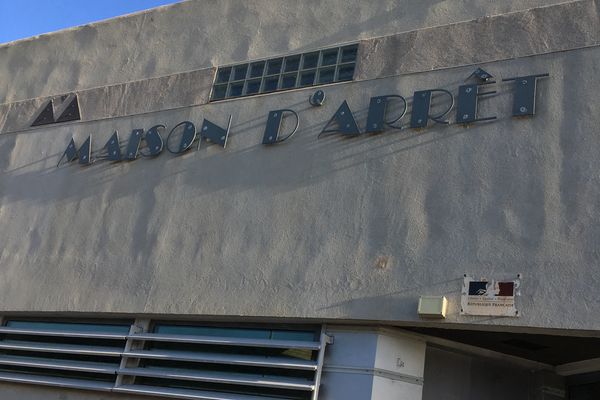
211, 44, 358, 101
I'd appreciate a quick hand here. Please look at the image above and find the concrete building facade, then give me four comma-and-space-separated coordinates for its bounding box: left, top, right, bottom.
0, 1, 599, 399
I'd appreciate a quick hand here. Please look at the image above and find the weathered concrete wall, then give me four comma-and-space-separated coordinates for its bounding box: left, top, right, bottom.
0, 0, 599, 333
0, 0, 574, 103
3, 0, 598, 136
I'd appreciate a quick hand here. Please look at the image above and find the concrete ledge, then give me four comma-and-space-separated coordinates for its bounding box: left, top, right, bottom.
1, 1, 598, 136
356, 0, 600, 78
0, 68, 214, 135
79, 68, 214, 121
1, 0, 572, 105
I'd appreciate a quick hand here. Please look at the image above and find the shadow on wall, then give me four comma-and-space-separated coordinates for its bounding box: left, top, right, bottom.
318, 276, 463, 319
0, 109, 483, 203
0, 75, 552, 258
0, 85, 554, 277
0, 80, 507, 206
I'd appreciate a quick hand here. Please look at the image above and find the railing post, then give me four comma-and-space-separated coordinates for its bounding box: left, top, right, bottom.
312, 325, 334, 400
114, 318, 150, 388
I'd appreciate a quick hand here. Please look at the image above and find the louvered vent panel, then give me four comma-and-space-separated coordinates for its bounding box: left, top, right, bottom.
0, 320, 332, 400
0, 320, 130, 391
117, 324, 330, 400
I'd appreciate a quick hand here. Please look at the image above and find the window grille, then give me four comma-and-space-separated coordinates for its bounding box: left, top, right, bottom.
0, 319, 332, 400
211, 44, 358, 101
0, 320, 130, 391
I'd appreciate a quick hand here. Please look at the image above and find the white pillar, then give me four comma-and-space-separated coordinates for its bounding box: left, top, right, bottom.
320, 327, 425, 400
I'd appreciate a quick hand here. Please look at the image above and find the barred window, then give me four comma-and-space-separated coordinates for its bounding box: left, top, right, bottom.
211, 44, 358, 101
118, 323, 322, 400
0, 319, 131, 390
0, 319, 332, 400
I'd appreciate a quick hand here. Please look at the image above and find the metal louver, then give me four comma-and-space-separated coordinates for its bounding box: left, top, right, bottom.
0, 319, 332, 400
0, 321, 129, 391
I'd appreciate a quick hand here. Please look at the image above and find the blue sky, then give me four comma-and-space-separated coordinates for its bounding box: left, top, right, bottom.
0, 0, 180, 44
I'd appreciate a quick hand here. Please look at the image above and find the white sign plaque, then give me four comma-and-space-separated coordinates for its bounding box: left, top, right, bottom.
461, 275, 521, 317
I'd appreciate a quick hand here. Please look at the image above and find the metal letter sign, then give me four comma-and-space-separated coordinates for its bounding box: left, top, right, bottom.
140, 125, 165, 157
57, 118, 232, 166
166, 121, 197, 154
319, 100, 361, 137
456, 83, 497, 124
55, 95, 81, 123
103, 132, 121, 161
55, 68, 549, 168
409, 89, 454, 128
164, 116, 232, 155
32, 94, 81, 127
57, 138, 78, 166
503, 74, 549, 116
77, 136, 92, 165
57, 135, 92, 166
178, 122, 197, 152
32, 102, 55, 126
199, 116, 232, 148
467, 68, 493, 82
262, 109, 299, 145
309, 90, 325, 107
125, 129, 144, 160
365, 95, 407, 134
